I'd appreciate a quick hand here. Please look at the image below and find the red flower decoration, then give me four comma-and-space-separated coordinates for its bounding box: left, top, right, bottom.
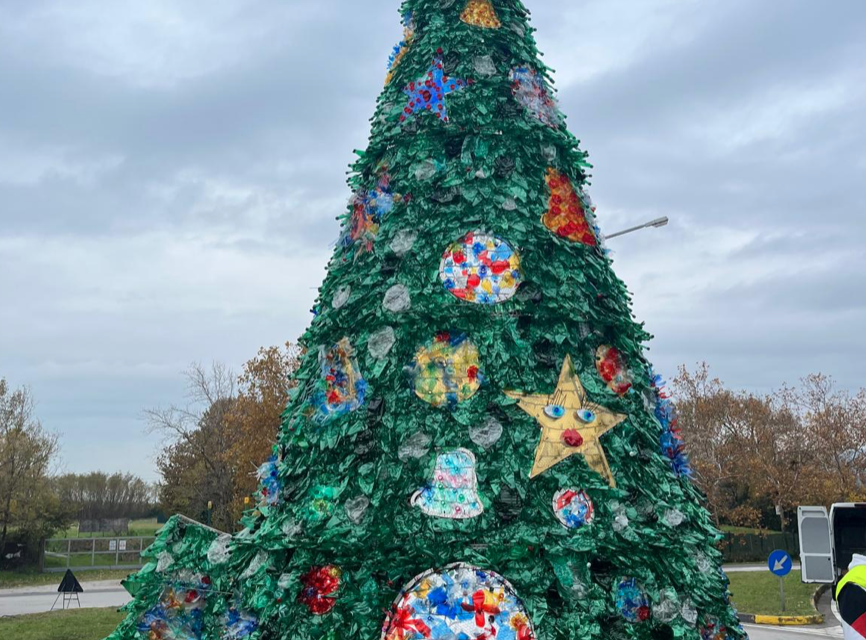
460, 589, 502, 627
298, 565, 342, 616
637, 605, 651, 621
595, 345, 632, 396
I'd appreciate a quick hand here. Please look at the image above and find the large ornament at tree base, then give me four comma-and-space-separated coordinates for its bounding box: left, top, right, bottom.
460, 0, 501, 29
411, 449, 484, 519
505, 356, 627, 486
401, 53, 469, 124
381, 563, 536, 640
543, 168, 597, 246
595, 345, 632, 396
440, 231, 522, 305
411, 333, 482, 408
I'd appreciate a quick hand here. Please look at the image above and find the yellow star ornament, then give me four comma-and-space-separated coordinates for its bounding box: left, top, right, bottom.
505, 356, 628, 486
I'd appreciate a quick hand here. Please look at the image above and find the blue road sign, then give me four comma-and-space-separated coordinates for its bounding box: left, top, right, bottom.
768, 550, 793, 577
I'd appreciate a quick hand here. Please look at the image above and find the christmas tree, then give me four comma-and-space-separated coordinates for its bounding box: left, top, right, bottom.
107, 1, 747, 639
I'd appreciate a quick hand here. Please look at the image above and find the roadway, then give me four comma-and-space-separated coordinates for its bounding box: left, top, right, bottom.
0, 579, 129, 617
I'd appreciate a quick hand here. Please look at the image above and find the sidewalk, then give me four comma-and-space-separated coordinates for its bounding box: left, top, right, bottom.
0, 579, 129, 617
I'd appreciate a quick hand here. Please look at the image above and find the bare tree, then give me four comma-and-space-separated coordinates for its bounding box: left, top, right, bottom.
146, 363, 237, 530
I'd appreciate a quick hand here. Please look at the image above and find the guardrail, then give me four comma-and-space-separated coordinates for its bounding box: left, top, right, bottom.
41, 536, 155, 573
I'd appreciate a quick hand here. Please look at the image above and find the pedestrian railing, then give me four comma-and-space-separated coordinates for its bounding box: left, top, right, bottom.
41, 536, 155, 573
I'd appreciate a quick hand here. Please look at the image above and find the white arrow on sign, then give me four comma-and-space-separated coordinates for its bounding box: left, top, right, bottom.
774, 559, 787, 572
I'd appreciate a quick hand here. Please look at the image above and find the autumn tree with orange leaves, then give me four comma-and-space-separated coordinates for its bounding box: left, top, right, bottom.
673, 363, 866, 531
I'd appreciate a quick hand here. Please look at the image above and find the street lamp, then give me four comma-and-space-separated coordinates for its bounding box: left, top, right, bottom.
604, 217, 669, 241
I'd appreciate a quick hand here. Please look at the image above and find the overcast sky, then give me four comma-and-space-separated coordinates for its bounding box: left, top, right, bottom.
1, 0, 864, 482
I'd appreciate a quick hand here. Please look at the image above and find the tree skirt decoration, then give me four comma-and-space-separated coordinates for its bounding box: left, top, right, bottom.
342, 175, 396, 254
411, 332, 482, 408
411, 449, 484, 519
256, 457, 281, 507
543, 169, 597, 246
510, 67, 562, 128
381, 563, 535, 640
552, 489, 594, 529
595, 345, 632, 396
650, 370, 692, 478
298, 565, 342, 616
401, 53, 469, 124
137, 573, 212, 640
440, 232, 522, 305
386, 12, 415, 85
307, 338, 367, 422
616, 578, 651, 623
505, 356, 627, 485
460, 0, 501, 29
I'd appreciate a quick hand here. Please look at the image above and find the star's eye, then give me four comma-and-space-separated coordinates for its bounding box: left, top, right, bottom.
544, 404, 566, 419
576, 408, 596, 423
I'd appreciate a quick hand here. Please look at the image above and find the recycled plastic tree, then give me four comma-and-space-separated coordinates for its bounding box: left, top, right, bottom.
108, 1, 747, 639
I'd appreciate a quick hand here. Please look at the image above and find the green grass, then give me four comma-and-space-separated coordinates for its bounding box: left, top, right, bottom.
728, 570, 819, 616
58, 518, 163, 538
720, 525, 782, 535
0, 607, 124, 639
0, 568, 131, 589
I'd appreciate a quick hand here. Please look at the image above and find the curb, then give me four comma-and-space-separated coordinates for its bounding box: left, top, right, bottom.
738, 612, 824, 625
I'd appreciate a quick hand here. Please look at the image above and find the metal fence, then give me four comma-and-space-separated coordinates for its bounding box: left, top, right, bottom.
41, 536, 155, 573
719, 532, 800, 563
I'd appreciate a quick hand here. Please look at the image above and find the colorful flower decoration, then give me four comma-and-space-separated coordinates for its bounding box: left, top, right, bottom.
595, 345, 632, 396
223, 599, 258, 639
552, 489, 594, 529
651, 370, 692, 478
616, 578, 651, 623
460, 0, 501, 29
307, 338, 367, 422
256, 457, 281, 507
700, 616, 729, 640
342, 175, 397, 254
299, 565, 343, 616
386, 12, 415, 85
401, 52, 470, 124
510, 67, 562, 128
301, 485, 338, 523
440, 232, 522, 305
411, 449, 484, 520
137, 573, 213, 640
543, 168, 597, 246
411, 333, 482, 408
382, 563, 536, 640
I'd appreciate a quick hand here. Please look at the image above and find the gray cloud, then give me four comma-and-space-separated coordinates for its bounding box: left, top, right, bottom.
1, 0, 864, 480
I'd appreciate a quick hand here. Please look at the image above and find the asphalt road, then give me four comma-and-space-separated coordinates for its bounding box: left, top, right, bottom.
0, 580, 129, 617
